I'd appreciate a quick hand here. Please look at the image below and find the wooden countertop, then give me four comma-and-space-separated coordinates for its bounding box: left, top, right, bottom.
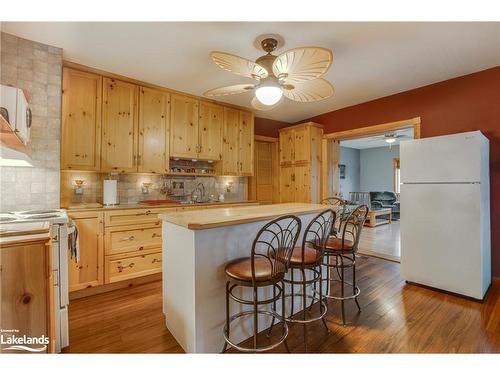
159, 203, 329, 230
64, 200, 258, 212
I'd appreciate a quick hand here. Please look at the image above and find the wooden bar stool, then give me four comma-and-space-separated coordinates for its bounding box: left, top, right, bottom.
322, 205, 369, 326
221, 215, 301, 353
274, 209, 335, 352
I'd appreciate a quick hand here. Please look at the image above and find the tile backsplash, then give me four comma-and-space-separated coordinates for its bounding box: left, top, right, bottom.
60, 172, 247, 207
0, 32, 62, 212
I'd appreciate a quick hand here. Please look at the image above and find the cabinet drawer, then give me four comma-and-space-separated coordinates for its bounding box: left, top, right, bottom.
105, 224, 162, 256
105, 250, 162, 283
104, 208, 173, 227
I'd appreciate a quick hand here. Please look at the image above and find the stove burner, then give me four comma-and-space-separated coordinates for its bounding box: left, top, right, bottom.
19, 210, 61, 215
0, 216, 17, 222
23, 214, 61, 219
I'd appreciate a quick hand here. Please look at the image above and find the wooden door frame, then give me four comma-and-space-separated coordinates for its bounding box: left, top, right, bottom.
320, 117, 421, 200
249, 135, 280, 203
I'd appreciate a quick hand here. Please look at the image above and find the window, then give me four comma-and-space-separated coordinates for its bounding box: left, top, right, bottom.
393, 158, 401, 194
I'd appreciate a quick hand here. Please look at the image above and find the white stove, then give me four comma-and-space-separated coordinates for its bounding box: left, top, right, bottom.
0, 208, 71, 353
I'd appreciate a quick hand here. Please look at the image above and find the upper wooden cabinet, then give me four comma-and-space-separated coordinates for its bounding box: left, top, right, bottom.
222, 107, 240, 175
278, 122, 323, 203
61, 68, 102, 171
239, 111, 254, 176
101, 78, 139, 173
222, 108, 254, 176
170, 94, 199, 159
138, 87, 170, 173
198, 102, 223, 161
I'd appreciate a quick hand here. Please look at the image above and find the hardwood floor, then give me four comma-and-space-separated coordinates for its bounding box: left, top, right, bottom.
65, 255, 499, 354
358, 221, 401, 261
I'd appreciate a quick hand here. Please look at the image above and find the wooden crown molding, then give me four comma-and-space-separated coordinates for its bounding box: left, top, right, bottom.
323, 117, 421, 140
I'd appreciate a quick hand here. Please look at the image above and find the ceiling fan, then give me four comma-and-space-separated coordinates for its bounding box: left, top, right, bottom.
368, 132, 411, 148
203, 35, 334, 111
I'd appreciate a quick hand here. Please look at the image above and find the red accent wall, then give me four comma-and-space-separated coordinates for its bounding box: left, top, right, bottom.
255, 117, 290, 137
299, 66, 500, 277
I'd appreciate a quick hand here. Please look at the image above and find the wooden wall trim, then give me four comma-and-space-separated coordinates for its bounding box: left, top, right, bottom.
323, 117, 421, 140
280, 121, 324, 132
254, 135, 278, 143
63, 60, 254, 113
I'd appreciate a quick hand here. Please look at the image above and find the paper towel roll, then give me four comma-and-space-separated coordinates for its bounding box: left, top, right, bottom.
103, 180, 118, 206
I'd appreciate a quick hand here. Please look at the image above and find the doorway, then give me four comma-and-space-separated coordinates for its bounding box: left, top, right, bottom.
321, 117, 421, 261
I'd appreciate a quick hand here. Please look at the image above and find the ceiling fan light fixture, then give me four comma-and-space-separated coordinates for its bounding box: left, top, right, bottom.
385, 137, 396, 144
255, 80, 283, 105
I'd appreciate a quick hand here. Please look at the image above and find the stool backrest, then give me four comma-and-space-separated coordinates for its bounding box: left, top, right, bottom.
340, 204, 369, 252
298, 209, 336, 266
321, 197, 346, 235
251, 215, 302, 282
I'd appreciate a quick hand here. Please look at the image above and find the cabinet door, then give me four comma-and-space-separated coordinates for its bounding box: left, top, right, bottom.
101, 78, 139, 172
280, 164, 295, 203
138, 87, 170, 173
68, 211, 104, 292
294, 163, 311, 203
61, 68, 102, 171
222, 107, 240, 175
253, 141, 274, 203
239, 111, 254, 176
280, 129, 295, 165
170, 94, 199, 159
198, 101, 223, 160
294, 126, 311, 163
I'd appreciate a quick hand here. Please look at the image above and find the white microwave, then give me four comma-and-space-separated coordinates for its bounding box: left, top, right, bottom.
1, 84, 32, 145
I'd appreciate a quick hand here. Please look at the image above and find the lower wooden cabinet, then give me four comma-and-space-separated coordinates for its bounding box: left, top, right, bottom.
105, 224, 162, 256
68, 211, 104, 292
105, 250, 162, 284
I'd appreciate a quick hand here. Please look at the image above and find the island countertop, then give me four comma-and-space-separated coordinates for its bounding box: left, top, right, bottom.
159, 203, 328, 230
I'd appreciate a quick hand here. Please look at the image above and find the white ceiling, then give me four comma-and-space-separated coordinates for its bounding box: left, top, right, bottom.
340, 128, 413, 149
2, 22, 499, 123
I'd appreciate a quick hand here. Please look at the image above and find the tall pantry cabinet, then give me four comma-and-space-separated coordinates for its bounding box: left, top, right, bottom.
279, 122, 323, 203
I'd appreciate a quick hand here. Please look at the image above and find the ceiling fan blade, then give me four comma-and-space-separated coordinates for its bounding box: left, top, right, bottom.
273, 47, 333, 83
203, 84, 255, 97
251, 97, 279, 111
282, 78, 334, 103
210, 51, 268, 80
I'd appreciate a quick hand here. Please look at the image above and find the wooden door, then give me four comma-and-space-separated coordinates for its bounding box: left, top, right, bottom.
198, 101, 223, 160
239, 111, 254, 176
222, 107, 240, 175
1, 239, 51, 353
279, 128, 295, 164
61, 68, 102, 171
68, 211, 104, 292
280, 164, 295, 203
253, 141, 274, 203
294, 163, 311, 203
101, 78, 139, 172
293, 126, 311, 163
170, 94, 199, 159
138, 87, 170, 173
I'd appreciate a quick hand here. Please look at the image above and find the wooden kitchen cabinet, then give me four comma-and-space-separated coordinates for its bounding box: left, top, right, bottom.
198, 101, 223, 160
239, 110, 254, 176
170, 94, 199, 159
61, 68, 102, 171
222, 107, 240, 175
101, 78, 139, 172
68, 211, 104, 292
105, 250, 162, 284
0, 234, 54, 353
278, 122, 322, 203
222, 108, 255, 176
138, 87, 170, 173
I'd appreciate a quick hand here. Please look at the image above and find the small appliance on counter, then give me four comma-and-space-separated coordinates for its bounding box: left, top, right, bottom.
103, 179, 119, 206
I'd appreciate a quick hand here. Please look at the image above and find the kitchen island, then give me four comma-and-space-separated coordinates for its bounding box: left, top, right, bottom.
160, 203, 328, 353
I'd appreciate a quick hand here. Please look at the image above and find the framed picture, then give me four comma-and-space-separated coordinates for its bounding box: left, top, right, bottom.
339, 164, 346, 179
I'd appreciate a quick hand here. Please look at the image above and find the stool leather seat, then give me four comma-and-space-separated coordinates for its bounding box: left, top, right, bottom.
289, 246, 321, 265
225, 257, 285, 283
325, 237, 354, 252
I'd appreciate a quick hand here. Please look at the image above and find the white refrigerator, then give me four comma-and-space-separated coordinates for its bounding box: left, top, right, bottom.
400, 131, 491, 300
